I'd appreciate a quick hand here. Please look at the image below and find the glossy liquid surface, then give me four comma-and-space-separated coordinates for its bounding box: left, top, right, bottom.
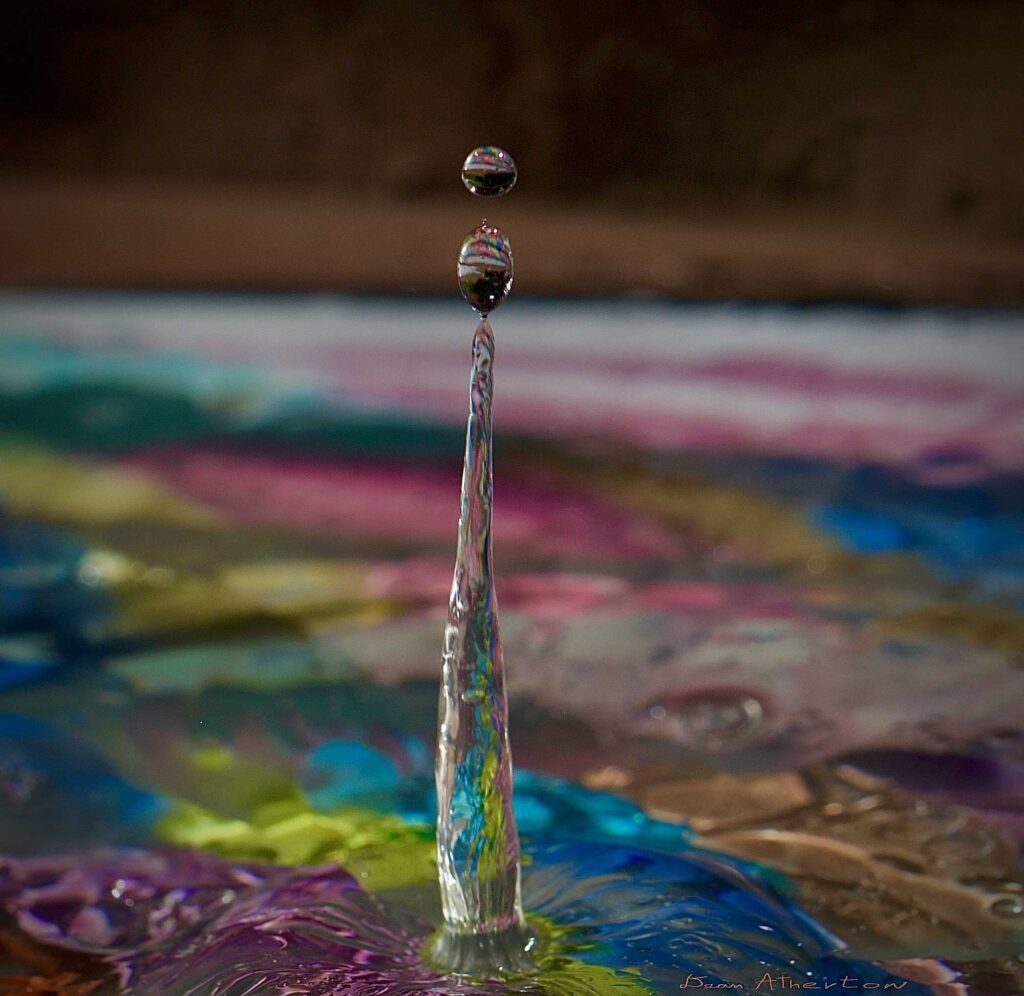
0, 295, 1022, 994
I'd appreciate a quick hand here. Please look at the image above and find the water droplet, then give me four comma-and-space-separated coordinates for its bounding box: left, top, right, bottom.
461, 146, 517, 197
457, 224, 513, 314
992, 897, 1024, 918
647, 689, 765, 751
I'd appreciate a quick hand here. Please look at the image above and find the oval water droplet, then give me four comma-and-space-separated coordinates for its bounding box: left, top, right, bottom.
461, 146, 517, 197
457, 224, 513, 314
647, 688, 766, 751
991, 897, 1024, 918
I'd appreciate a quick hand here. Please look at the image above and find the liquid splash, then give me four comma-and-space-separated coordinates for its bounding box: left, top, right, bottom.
0, 839, 932, 995
432, 316, 534, 973
2, 710, 1018, 991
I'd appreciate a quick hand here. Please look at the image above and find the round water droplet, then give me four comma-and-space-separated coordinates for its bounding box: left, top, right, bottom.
457, 224, 513, 314
461, 146, 517, 197
647, 688, 766, 751
992, 897, 1024, 918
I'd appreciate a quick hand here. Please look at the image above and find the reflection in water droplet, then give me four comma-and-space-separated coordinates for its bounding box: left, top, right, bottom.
992, 897, 1024, 918
461, 146, 517, 197
648, 689, 765, 751
457, 225, 513, 314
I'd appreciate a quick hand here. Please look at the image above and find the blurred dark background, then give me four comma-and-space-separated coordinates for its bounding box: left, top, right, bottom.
2, 0, 1023, 302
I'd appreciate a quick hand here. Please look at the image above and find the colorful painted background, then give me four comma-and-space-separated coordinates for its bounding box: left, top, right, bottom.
0, 294, 1022, 994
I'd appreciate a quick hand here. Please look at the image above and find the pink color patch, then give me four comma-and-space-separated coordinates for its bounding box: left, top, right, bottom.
121, 448, 687, 564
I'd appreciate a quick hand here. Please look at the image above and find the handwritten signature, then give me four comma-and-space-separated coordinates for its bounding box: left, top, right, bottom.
680, 973, 909, 991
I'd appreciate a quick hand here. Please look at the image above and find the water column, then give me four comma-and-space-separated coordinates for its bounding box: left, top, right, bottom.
429, 148, 537, 976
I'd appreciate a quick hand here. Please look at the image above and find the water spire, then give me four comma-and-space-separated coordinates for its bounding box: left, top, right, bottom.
429, 147, 534, 976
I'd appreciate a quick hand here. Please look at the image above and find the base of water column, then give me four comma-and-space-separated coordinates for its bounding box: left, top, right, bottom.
424, 920, 539, 978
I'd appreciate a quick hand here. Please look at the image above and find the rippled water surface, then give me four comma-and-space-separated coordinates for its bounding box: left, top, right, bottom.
0, 295, 1022, 994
